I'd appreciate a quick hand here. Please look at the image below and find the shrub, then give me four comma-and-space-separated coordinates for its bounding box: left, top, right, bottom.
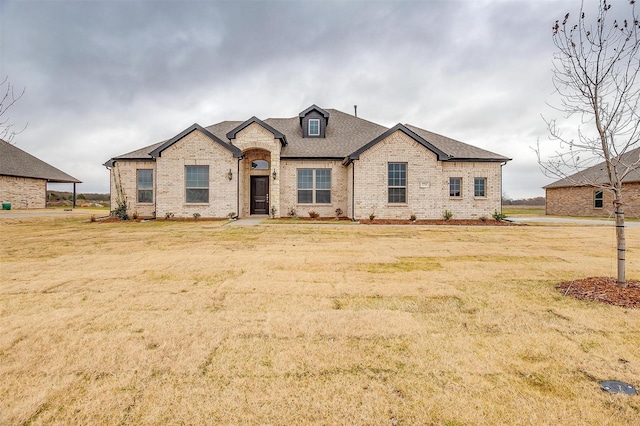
228, 212, 236, 219
410, 214, 417, 222
114, 204, 129, 221
90, 214, 96, 223
132, 211, 139, 220
288, 207, 297, 218
165, 212, 174, 220
492, 210, 507, 221
369, 213, 376, 221
479, 215, 488, 222
335, 208, 343, 217
193, 212, 201, 220
443, 210, 453, 221
309, 211, 319, 219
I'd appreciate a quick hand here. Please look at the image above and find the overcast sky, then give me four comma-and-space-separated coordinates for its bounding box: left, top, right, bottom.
1, 0, 591, 198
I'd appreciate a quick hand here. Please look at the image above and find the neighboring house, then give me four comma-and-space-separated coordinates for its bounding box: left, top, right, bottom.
545, 147, 640, 217
104, 105, 510, 220
0, 139, 81, 209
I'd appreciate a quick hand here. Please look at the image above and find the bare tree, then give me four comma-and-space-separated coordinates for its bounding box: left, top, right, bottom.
537, 0, 640, 287
0, 76, 27, 143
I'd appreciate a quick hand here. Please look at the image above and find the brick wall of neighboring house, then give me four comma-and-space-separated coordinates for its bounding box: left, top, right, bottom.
155, 130, 237, 218
546, 183, 640, 217
231, 122, 282, 218
441, 161, 503, 219
110, 161, 157, 217
0, 175, 46, 209
279, 159, 348, 218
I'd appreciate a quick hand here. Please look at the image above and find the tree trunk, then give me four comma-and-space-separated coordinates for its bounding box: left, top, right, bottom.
614, 197, 627, 287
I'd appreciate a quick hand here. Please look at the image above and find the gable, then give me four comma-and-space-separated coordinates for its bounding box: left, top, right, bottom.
299, 105, 329, 138
149, 123, 242, 159
344, 124, 450, 165
226, 117, 287, 147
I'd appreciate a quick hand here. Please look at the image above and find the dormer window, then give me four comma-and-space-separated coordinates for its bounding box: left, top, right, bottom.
308, 119, 320, 136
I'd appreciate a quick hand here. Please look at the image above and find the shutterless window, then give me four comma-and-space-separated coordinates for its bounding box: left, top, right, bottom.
449, 177, 462, 197
308, 119, 320, 136
388, 163, 407, 203
474, 177, 486, 197
137, 169, 153, 203
185, 166, 209, 203
594, 190, 604, 208
297, 169, 331, 203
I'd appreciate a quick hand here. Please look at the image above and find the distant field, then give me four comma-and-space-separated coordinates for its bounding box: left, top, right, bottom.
1, 217, 639, 424
503, 205, 545, 216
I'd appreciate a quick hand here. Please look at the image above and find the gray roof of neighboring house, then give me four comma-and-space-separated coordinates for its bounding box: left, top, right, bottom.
105, 106, 510, 164
544, 147, 640, 189
0, 139, 81, 183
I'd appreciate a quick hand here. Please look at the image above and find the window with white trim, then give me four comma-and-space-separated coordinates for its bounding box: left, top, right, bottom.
297, 169, 331, 203
388, 163, 407, 203
474, 177, 486, 197
185, 165, 209, 203
594, 190, 603, 208
449, 177, 462, 197
137, 169, 153, 203
308, 119, 320, 136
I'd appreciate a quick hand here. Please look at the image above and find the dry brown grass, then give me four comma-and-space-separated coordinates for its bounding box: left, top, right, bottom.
1, 216, 639, 425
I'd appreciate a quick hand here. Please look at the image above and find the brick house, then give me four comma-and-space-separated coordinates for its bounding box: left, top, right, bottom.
104, 105, 510, 220
545, 147, 640, 217
0, 138, 81, 209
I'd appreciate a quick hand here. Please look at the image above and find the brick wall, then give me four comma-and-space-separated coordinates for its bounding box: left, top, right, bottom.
352, 130, 503, 220
0, 175, 46, 209
231, 123, 282, 218
156, 130, 237, 218
279, 160, 348, 218
441, 162, 503, 219
110, 161, 156, 217
546, 183, 640, 217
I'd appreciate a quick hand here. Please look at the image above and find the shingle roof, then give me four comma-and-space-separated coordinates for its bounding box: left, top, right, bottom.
0, 139, 81, 183
105, 106, 510, 164
544, 147, 640, 189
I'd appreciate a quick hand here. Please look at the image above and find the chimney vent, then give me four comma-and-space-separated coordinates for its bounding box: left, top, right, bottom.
354, 105, 358, 117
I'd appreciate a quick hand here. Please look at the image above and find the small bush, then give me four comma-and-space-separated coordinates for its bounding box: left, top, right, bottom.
132, 211, 139, 220
479, 215, 488, 222
335, 208, 343, 217
410, 214, 417, 222
114, 204, 129, 221
90, 214, 96, 223
193, 212, 201, 220
369, 213, 376, 221
228, 212, 236, 219
492, 210, 507, 221
309, 211, 319, 219
288, 207, 297, 218
443, 210, 453, 221
165, 212, 174, 220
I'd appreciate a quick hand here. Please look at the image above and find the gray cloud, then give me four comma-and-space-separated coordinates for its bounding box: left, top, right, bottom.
1, 0, 580, 197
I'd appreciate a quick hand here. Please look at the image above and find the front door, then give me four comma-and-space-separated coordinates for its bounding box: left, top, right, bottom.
250, 176, 269, 215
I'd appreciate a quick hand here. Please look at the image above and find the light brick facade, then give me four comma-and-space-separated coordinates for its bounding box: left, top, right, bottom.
351, 131, 502, 220
106, 106, 509, 220
546, 183, 640, 217
0, 175, 46, 209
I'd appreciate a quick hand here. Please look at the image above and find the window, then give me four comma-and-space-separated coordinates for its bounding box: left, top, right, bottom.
388, 163, 407, 203
137, 169, 153, 203
297, 169, 331, 203
594, 190, 603, 208
185, 165, 209, 203
474, 177, 486, 197
251, 160, 268, 170
308, 119, 320, 136
449, 177, 462, 197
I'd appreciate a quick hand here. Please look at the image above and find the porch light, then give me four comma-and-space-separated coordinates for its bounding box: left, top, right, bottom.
227, 169, 233, 180
272, 170, 277, 180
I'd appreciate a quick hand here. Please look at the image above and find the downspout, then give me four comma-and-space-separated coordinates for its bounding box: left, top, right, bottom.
73, 183, 77, 208
500, 161, 506, 214
236, 157, 241, 219
352, 161, 356, 221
